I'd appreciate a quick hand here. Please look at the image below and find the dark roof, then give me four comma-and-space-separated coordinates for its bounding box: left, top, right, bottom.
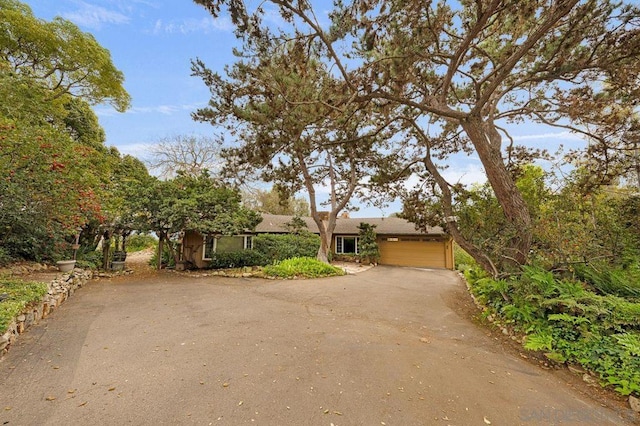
255, 214, 446, 236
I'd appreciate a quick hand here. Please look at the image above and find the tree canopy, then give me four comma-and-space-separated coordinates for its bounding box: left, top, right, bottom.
0, 0, 130, 111
0, 0, 136, 263
195, 0, 640, 275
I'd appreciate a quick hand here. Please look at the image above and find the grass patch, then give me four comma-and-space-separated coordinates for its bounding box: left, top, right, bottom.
0, 278, 48, 334
262, 257, 345, 279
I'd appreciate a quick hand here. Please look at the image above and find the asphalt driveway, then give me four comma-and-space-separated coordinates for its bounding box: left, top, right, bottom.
0, 267, 635, 425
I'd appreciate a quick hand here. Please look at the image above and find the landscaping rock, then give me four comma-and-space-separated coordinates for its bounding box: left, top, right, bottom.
630, 395, 640, 413
1, 268, 93, 359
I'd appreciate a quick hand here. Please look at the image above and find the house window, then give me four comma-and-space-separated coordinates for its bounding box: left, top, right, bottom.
203, 235, 253, 260
335, 236, 359, 254
203, 235, 216, 260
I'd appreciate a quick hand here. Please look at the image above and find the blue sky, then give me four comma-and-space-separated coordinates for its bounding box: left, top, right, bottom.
27, 0, 234, 156
24, 0, 584, 217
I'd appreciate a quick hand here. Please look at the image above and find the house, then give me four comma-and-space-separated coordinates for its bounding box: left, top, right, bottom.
181, 213, 453, 269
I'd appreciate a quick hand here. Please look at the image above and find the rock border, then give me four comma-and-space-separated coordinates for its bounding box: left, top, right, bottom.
1, 268, 93, 358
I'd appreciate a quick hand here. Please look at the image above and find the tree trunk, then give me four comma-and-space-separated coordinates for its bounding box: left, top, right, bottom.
461, 117, 532, 267
156, 232, 164, 270
421, 153, 499, 277
102, 230, 112, 270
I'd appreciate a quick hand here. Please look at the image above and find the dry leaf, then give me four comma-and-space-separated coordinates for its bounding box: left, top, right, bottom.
78, 401, 88, 407
484, 416, 492, 424
108, 387, 116, 392
45, 396, 56, 401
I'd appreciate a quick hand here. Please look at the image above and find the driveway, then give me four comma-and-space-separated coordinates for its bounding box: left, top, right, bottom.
0, 267, 635, 425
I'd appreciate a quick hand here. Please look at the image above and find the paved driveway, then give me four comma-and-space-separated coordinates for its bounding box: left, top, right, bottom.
0, 267, 635, 425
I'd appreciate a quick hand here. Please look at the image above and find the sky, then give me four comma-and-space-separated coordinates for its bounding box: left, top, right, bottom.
24, 0, 584, 217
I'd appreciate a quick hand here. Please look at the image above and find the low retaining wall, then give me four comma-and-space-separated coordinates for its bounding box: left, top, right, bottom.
0, 269, 93, 358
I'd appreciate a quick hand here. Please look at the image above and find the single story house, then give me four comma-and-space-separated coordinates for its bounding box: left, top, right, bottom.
181, 213, 453, 269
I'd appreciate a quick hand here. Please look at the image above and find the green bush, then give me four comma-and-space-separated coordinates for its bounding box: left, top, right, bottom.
0, 247, 11, 267
75, 246, 102, 269
263, 257, 345, 279
357, 223, 380, 264
0, 278, 48, 334
206, 251, 268, 269
466, 265, 640, 397
127, 234, 157, 252
148, 244, 175, 269
253, 233, 320, 263
573, 262, 640, 300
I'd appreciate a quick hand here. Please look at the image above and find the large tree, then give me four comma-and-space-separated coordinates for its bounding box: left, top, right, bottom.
242, 186, 310, 216
0, 0, 132, 262
0, 0, 130, 111
146, 134, 223, 178
192, 40, 392, 261
126, 172, 262, 269
195, 0, 640, 275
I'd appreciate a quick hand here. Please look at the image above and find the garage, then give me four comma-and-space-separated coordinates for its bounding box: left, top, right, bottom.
378, 237, 452, 269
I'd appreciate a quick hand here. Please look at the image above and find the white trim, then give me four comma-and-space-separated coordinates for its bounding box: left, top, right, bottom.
335, 236, 359, 254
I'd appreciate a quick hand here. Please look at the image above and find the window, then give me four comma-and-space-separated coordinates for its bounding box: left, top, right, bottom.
335, 236, 359, 254
203, 235, 253, 260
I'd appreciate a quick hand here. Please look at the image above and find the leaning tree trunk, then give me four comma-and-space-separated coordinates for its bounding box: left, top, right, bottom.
461, 117, 532, 268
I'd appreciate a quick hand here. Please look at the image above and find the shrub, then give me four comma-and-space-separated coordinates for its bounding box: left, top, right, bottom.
357, 223, 379, 264
465, 265, 640, 397
126, 234, 157, 252
263, 257, 345, 279
206, 251, 268, 269
253, 233, 320, 262
573, 262, 640, 300
148, 244, 175, 268
0, 247, 11, 267
0, 278, 48, 334
75, 247, 102, 269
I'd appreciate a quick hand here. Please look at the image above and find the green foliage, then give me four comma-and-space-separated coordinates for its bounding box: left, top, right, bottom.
0, 0, 130, 110
0, 278, 48, 334
262, 257, 345, 279
126, 234, 157, 252
253, 233, 320, 263
454, 244, 475, 270
148, 244, 175, 269
205, 251, 267, 269
466, 266, 640, 397
0, 1, 138, 263
243, 187, 310, 216
573, 263, 640, 300
357, 223, 379, 264
74, 246, 102, 269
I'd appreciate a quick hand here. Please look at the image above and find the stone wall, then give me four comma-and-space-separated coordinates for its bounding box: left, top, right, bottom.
0, 269, 93, 358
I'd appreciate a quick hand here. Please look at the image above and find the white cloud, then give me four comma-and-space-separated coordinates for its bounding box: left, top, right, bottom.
442, 164, 487, 186
151, 16, 233, 35
62, 1, 130, 29
512, 131, 584, 142
95, 102, 204, 117
113, 142, 154, 159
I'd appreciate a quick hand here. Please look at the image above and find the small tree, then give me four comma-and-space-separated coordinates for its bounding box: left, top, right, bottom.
126, 172, 261, 269
357, 223, 380, 265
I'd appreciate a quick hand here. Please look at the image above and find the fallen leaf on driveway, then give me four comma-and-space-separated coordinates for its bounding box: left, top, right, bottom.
45, 396, 56, 401
484, 416, 492, 424
108, 387, 116, 392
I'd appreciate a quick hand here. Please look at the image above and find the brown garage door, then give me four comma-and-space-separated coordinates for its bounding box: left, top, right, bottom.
378, 238, 446, 268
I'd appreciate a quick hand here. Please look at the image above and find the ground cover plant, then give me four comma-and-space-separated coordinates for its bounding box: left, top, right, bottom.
262, 257, 345, 279
462, 264, 640, 397
0, 278, 47, 334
